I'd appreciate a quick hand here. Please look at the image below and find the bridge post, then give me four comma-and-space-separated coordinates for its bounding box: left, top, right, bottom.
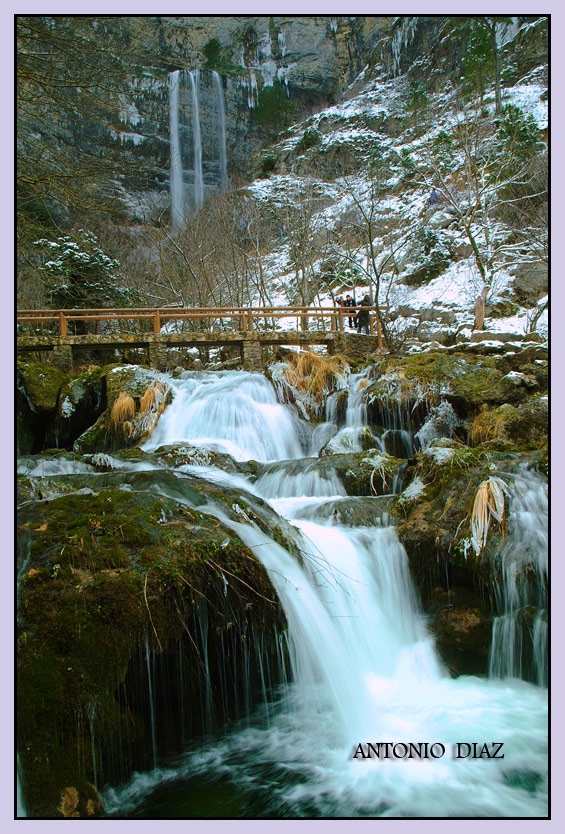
242, 339, 263, 370
52, 341, 73, 371
148, 337, 168, 371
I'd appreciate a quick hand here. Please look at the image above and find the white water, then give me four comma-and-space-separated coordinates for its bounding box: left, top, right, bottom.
168, 70, 185, 230
128, 370, 549, 816
488, 469, 548, 682
142, 372, 305, 462
21, 369, 547, 817
189, 70, 204, 213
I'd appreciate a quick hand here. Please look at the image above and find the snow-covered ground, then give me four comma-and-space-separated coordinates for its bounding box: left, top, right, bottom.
238, 20, 548, 349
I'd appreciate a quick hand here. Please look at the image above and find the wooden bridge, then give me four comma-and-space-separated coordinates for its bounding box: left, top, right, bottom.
16, 305, 385, 370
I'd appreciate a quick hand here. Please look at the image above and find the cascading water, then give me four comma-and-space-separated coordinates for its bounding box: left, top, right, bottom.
101, 369, 547, 818
212, 70, 229, 192
168, 68, 229, 226
189, 70, 204, 213
143, 371, 305, 462
488, 469, 548, 684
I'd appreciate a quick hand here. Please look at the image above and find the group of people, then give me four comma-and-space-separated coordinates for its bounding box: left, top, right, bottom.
336, 294, 372, 334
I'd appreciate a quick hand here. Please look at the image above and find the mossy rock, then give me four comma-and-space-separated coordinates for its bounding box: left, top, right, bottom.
366, 350, 547, 430
45, 366, 109, 450
73, 411, 113, 454
393, 449, 504, 593
469, 398, 548, 451
432, 599, 492, 676
17, 359, 68, 413
17, 481, 285, 818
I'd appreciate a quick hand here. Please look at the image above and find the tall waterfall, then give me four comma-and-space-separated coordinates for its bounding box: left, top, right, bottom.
213, 70, 229, 191
168, 69, 229, 227
168, 70, 185, 230
189, 70, 204, 213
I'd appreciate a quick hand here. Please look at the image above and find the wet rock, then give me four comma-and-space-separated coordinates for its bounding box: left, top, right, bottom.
17, 480, 286, 817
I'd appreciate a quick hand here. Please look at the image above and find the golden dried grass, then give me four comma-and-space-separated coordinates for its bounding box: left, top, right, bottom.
283, 351, 345, 400
139, 380, 167, 416
471, 476, 508, 555
109, 391, 135, 430
58, 786, 80, 818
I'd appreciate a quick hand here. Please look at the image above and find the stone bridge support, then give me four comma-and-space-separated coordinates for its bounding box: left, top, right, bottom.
329, 333, 381, 360
51, 342, 74, 371
242, 339, 263, 371
148, 338, 169, 372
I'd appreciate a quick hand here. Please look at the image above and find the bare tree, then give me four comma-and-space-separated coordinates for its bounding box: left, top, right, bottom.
400, 102, 547, 328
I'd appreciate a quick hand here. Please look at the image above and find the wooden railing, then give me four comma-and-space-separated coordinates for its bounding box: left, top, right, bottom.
16, 305, 384, 343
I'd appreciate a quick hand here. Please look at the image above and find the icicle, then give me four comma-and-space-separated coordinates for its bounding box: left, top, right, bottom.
212, 70, 229, 191
189, 70, 204, 212
168, 70, 185, 229
144, 633, 158, 769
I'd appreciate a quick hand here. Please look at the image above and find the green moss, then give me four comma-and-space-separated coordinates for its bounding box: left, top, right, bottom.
17, 482, 284, 816
17, 359, 68, 413
469, 398, 548, 451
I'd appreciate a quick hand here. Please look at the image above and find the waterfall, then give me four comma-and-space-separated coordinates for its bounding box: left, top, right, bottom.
488, 468, 548, 682
20, 369, 548, 818
212, 70, 229, 191
189, 70, 204, 213
169, 68, 228, 225
168, 70, 185, 230
142, 371, 305, 462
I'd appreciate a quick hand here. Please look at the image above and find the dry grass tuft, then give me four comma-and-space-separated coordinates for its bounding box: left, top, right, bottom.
470, 476, 508, 555
58, 786, 80, 818
109, 391, 135, 431
283, 351, 346, 402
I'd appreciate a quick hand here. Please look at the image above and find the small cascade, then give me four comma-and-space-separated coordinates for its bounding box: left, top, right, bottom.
142, 372, 305, 462
168, 70, 185, 230
369, 390, 422, 458
313, 372, 377, 456
212, 70, 229, 191
189, 70, 204, 213
255, 459, 346, 500
488, 468, 548, 683
344, 374, 368, 428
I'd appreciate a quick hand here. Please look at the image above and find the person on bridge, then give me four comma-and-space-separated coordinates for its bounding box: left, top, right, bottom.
356, 295, 371, 335
345, 294, 356, 329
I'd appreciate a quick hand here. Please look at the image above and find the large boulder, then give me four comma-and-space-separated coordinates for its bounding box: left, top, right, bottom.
17, 468, 288, 818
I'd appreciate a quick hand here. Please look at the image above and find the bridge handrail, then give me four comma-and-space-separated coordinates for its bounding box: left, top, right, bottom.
17, 305, 385, 342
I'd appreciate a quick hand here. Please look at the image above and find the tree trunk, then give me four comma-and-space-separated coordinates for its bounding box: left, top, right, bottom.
490, 24, 503, 115
474, 285, 489, 331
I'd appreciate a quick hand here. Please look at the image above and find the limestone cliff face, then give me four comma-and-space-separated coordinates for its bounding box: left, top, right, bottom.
66, 16, 392, 221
